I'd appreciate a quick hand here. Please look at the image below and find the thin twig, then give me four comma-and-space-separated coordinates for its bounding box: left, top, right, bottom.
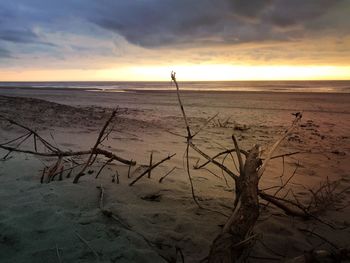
259, 191, 309, 219
74, 108, 119, 183
258, 115, 302, 178
185, 143, 202, 208
190, 142, 239, 181
159, 166, 177, 183
192, 113, 219, 137
194, 148, 247, 170
2, 132, 32, 159
148, 151, 153, 178
127, 160, 132, 178
232, 134, 244, 174
171, 71, 192, 138
95, 158, 113, 179
0, 114, 59, 152
129, 154, 176, 186
0, 131, 31, 146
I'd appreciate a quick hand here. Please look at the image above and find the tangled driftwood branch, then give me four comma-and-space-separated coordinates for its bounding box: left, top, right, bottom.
170, 72, 324, 262
1, 107, 175, 186
0, 109, 135, 183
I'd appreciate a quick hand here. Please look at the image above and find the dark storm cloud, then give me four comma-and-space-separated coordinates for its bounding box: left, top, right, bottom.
88, 0, 226, 47
228, 0, 273, 18
0, 0, 348, 50
265, 0, 338, 28
85, 0, 348, 47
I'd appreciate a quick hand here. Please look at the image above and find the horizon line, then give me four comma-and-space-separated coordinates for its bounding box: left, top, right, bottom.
0, 79, 350, 82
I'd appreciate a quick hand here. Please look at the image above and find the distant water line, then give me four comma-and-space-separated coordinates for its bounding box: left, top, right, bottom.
0, 80, 349, 93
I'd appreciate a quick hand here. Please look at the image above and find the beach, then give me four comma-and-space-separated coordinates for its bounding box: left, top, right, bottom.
0, 87, 350, 262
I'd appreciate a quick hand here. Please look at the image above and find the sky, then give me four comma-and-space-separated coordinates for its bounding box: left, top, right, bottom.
0, 0, 349, 81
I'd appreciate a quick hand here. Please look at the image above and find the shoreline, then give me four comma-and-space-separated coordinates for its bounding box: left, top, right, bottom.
1, 86, 350, 95
0, 79, 349, 94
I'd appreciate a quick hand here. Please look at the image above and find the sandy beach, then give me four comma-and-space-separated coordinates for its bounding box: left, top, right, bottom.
0, 88, 350, 262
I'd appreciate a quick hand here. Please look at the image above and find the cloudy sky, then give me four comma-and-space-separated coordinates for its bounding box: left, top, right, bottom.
0, 0, 349, 81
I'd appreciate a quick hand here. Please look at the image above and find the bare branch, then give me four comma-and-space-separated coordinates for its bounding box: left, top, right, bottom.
171, 71, 192, 138
0, 145, 135, 166
74, 107, 119, 183
0, 131, 31, 146
95, 158, 113, 179
258, 191, 309, 219
129, 153, 176, 186
190, 141, 239, 181
148, 151, 153, 178
159, 166, 177, 183
232, 135, 244, 174
0, 114, 59, 152
194, 148, 248, 170
258, 115, 302, 178
192, 113, 219, 137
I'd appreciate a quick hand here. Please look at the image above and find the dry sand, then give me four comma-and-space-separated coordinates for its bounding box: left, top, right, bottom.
0, 89, 350, 262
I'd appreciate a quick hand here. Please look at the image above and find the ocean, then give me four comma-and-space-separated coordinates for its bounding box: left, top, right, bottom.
0, 80, 349, 93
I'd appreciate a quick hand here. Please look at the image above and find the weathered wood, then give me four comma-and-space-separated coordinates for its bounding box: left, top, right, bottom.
73, 108, 118, 183
258, 115, 301, 178
258, 191, 309, 219
44, 156, 63, 183
148, 151, 153, 178
0, 145, 135, 166
208, 145, 261, 263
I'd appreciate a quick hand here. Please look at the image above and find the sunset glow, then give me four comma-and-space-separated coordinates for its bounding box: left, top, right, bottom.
0, 1, 349, 81
129, 65, 350, 81
0, 65, 349, 82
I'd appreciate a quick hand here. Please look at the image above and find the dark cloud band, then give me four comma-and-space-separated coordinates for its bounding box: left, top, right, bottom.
0, 0, 348, 58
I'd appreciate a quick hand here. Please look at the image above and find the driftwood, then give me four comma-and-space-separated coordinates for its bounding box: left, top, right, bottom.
1, 76, 345, 261
44, 156, 64, 183
1, 109, 175, 186
0, 110, 135, 183
129, 153, 176, 186
171, 72, 309, 262
208, 145, 261, 262
0, 144, 134, 164
172, 73, 349, 261
73, 108, 118, 183
148, 151, 153, 179
159, 166, 177, 183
